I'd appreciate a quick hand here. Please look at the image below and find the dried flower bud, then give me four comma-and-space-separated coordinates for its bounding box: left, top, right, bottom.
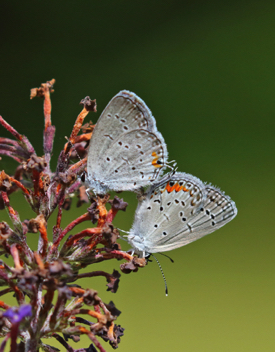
77, 185, 89, 207
62, 197, 72, 210
58, 170, 77, 186
0, 171, 12, 191
81, 122, 94, 133
106, 270, 121, 293
24, 155, 47, 172
120, 257, 147, 274
48, 260, 73, 279
83, 289, 101, 306
28, 214, 46, 233
104, 301, 121, 317
101, 224, 119, 249
80, 97, 97, 112
87, 200, 100, 224
30, 79, 55, 99
109, 196, 128, 211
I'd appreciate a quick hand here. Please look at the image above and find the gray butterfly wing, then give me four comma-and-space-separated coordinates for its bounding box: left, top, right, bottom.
95, 129, 167, 191
128, 172, 237, 255
87, 90, 168, 193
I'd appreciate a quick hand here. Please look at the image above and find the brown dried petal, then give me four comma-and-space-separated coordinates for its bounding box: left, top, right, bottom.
83, 289, 101, 306
30, 79, 55, 99
113, 324, 124, 345
104, 300, 121, 317
83, 344, 97, 352
58, 170, 77, 186
81, 122, 95, 133
17, 271, 39, 293
109, 196, 128, 211
62, 198, 72, 210
101, 224, 119, 249
0, 222, 12, 237
77, 185, 89, 207
120, 257, 146, 274
87, 200, 99, 224
106, 270, 121, 293
56, 150, 70, 173
63, 334, 80, 343
28, 214, 46, 233
80, 97, 97, 112
48, 260, 73, 278
22, 220, 29, 236
0, 171, 12, 191
25, 155, 47, 172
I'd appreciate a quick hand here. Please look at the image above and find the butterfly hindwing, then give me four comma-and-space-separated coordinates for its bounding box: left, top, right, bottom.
128, 172, 237, 255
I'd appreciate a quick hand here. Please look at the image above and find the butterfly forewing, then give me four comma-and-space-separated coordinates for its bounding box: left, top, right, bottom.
96, 129, 167, 190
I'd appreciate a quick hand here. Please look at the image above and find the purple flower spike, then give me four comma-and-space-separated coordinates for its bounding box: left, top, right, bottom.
3, 305, 32, 324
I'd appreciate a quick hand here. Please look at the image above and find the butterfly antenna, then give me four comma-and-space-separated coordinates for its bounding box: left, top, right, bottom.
165, 160, 177, 174
151, 254, 169, 296
117, 227, 130, 238
65, 137, 82, 162
158, 252, 174, 263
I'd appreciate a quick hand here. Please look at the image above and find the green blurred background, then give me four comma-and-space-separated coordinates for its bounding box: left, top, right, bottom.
1, 1, 275, 351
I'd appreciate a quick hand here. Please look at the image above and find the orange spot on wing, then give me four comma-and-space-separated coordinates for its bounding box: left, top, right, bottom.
151, 151, 162, 168
166, 182, 178, 193
166, 182, 189, 193
174, 183, 184, 192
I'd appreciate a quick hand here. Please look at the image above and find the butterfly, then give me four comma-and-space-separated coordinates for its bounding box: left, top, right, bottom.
86, 90, 168, 194
127, 172, 237, 257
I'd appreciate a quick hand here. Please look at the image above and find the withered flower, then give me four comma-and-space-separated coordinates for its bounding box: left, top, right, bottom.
0, 79, 146, 352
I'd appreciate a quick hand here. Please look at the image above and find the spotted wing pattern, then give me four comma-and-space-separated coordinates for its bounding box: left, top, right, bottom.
87, 91, 168, 194
128, 172, 237, 256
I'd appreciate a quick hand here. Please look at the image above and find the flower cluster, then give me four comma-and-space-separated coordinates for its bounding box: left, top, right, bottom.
0, 80, 146, 352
